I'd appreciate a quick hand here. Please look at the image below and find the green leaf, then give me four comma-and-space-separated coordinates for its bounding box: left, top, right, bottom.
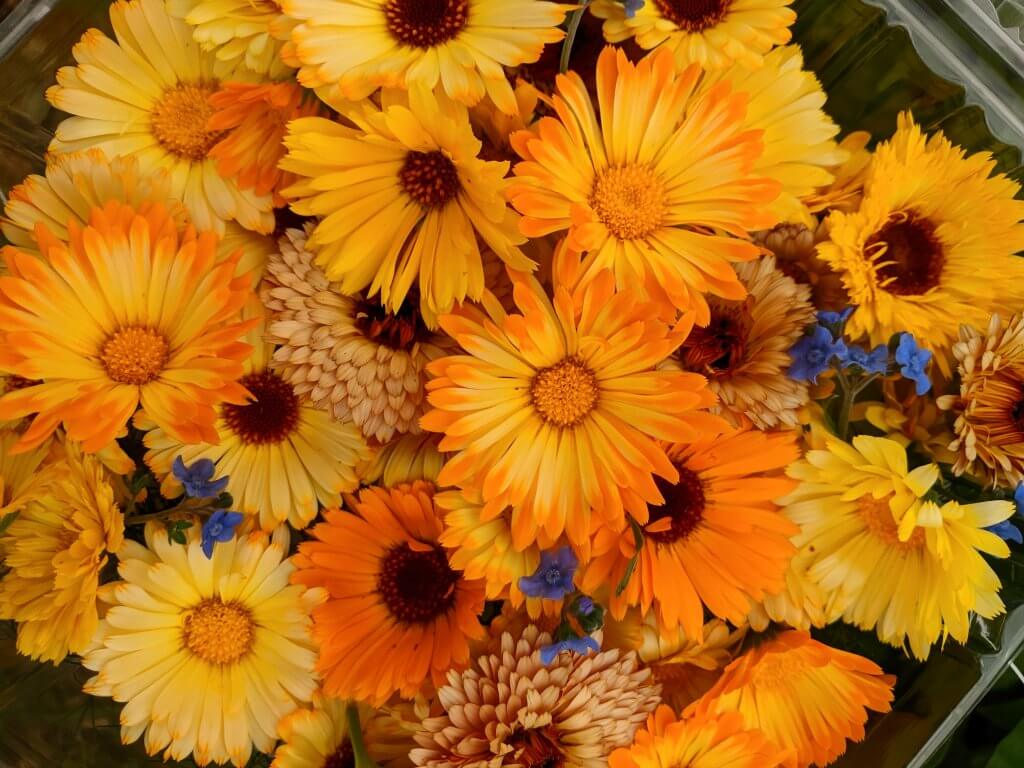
615, 518, 645, 596
985, 717, 1024, 768
0, 511, 18, 535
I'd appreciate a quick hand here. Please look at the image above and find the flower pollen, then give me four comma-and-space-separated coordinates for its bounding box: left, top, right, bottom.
222, 370, 300, 445
858, 495, 924, 551
654, 0, 731, 31
867, 211, 945, 296
100, 326, 169, 385
399, 150, 461, 209
384, 0, 469, 48
151, 83, 227, 161
530, 357, 599, 428
182, 598, 255, 665
377, 543, 459, 623
590, 164, 665, 241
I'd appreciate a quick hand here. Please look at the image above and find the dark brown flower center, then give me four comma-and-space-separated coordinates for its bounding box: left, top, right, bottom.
223, 371, 300, 445
654, 0, 730, 31
509, 727, 565, 768
323, 740, 355, 768
866, 212, 945, 296
377, 543, 459, 623
384, 0, 469, 48
399, 150, 461, 209
355, 293, 426, 350
677, 303, 750, 377
646, 466, 706, 544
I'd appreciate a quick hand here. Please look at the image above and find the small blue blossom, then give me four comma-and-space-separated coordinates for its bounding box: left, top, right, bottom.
787, 325, 847, 383
519, 547, 578, 600
986, 520, 1023, 545
622, 0, 645, 18
172, 456, 229, 499
540, 634, 600, 665
894, 333, 933, 395
817, 307, 854, 328
201, 510, 244, 559
576, 596, 595, 616
840, 343, 889, 374
1014, 483, 1024, 517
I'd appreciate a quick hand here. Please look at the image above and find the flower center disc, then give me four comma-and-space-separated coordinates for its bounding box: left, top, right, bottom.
100, 326, 169, 385
223, 370, 301, 445
508, 727, 565, 768
866, 212, 946, 296
751, 650, 804, 689
858, 495, 924, 551
355, 294, 425, 350
384, 0, 469, 48
678, 304, 750, 377
590, 164, 665, 241
654, 0, 731, 31
324, 740, 355, 768
399, 150, 461, 209
151, 83, 227, 161
183, 598, 255, 664
530, 357, 599, 428
377, 543, 459, 623
647, 466, 707, 544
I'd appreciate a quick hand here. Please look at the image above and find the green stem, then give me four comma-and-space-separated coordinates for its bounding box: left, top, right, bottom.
123, 501, 211, 527
346, 704, 380, 768
834, 370, 855, 442
559, 1, 591, 74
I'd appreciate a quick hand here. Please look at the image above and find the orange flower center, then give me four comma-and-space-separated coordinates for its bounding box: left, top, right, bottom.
100, 326, 169, 385
590, 164, 665, 241
858, 495, 925, 551
355, 293, 425, 350
151, 83, 227, 161
384, 0, 469, 48
223, 371, 301, 445
654, 0, 731, 31
324, 740, 355, 768
751, 650, 805, 689
866, 211, 945, 296
182, 598, 255, 664
399, 150, 461, 209
677, 302, 751, 377
530, 357, 599, 428
378, 543, 459, 623
647, 466, 706, 544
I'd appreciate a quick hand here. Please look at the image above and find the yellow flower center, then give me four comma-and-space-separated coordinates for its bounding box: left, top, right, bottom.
530, 357, 599, 428
100, 326, 169, 385
182, 598, 255, 665
384, 0, 469, 48
399, 150, 462, 209
866, 211, 945, 296
858, 495, 925, 551
151, 83, 227, 161
751, 650, 804, 689
590, 164, 665, 241
654, 0, 731, 31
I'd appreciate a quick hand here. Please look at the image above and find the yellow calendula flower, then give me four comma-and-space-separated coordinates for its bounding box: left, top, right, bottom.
46, 0, 273, 234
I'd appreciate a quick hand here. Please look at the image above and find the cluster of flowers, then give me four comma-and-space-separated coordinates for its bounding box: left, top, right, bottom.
1, 0, 1023, 766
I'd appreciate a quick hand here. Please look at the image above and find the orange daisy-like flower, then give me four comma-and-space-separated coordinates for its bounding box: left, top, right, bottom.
688, 630, 895, 768
421, 246, 725, 549
209, 81, 323, 206
0, 201, 254, 453
291, 481, 486, 705
582, 429, 798, 638
508, 47, 779, 324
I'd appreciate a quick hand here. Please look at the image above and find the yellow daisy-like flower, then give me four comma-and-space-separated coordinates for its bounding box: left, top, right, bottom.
509, 46, 780, 324
0, 440, 123, 663
591, 0, 796, 70
281, 0, 569, 112
781, 434, 1014, 659
83, 523, 323, 767
273, 694, 414, 768
141, 301, 368, 530
0, 429, 49, 517
281, 88, 530, 323
817, 112, 1024, 375
46, 0, 274, 234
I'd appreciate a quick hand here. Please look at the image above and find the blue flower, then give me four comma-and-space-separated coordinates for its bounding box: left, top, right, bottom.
1015, 483, 1024, 517
986, 520, 1023, 545
787, 325, 846, 383
894, 333, 933, 395
576, 596, 595, 616
817, 307, 854, 328
622, 0, 645, 18
201, 510, 244, 559
540, 634, 600, 665
839, 343, 889, 374
172, 456, 229, 499
518, 547, 578, 600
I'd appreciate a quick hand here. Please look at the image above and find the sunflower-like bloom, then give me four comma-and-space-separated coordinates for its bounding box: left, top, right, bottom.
610, 705, 786, 768
817, 112, 1024, 375
273, 694, 414, 768
292, 482, 486, 705
167, 0, 296, 75
141, 300, 367, 530
282, 0, 569, 112
262, 225, 452, 442
46, 0, 273, 234
0, 429, 49, 517
509, 47, 780, 324
0, 440, 122, 663
0, 202, 255, 453
781, 434, 1015, 659
83, 524, 323, 767
591, 0, 795, 70
662, 256, 815, 429
281, 88, 530, 323
421, 248, 725, 550
939, 314, 1024, 487
410, 625, 660, 768
582, 429, 798, 638
687, 631, 895, 768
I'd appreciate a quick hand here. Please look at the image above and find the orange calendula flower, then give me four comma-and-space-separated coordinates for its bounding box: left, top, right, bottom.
0, 201, 254, 453
688, 630, 895, 768
582, 429, 799, 638
508, 46, 779, 324
291, 482, 486, 705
